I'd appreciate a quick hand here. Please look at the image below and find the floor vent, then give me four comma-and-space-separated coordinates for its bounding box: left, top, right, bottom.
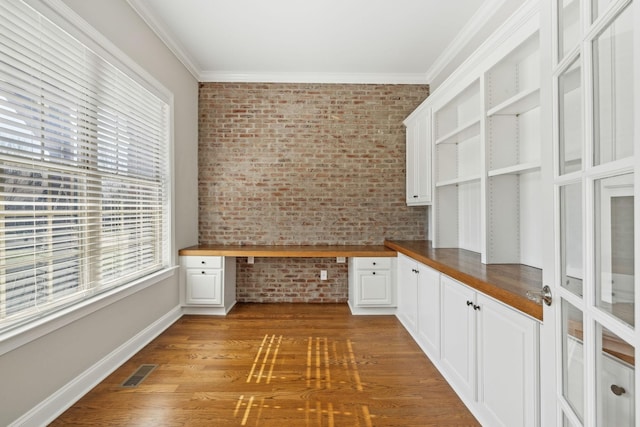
120, 364, 157, 388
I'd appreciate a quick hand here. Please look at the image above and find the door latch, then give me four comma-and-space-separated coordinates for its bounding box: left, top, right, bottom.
526, 285, 552, 306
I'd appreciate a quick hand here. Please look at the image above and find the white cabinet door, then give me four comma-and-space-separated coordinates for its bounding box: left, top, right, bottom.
476, 294, 539, 427
356, 270, 392, 306
405, 110, 432, 206
416, 262, 440, 358
185, 268, 222, 305
396, 254, 418, 334
440, 275, 476, 400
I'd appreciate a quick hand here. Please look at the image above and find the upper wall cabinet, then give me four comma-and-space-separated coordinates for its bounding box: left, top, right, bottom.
404, 106, 432, 206
405, 0, 542, 266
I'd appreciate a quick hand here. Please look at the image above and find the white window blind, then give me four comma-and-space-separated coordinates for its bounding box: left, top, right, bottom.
0, 1, 170, 332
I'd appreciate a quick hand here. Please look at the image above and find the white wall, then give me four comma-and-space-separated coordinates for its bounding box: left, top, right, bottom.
0, 1, 198, 425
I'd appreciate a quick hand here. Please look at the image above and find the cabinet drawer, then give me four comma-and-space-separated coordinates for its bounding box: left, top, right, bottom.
183, 256, 222, 269
353, 257, 392, 270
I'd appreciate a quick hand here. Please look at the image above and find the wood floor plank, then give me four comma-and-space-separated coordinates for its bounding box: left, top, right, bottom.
51, 303, 479, 427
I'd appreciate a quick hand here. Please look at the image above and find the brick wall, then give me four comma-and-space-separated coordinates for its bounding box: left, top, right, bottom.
198, 83, 429, 302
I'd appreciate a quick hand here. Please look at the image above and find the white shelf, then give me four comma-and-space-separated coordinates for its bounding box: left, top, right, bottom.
435, 119, 481, 145
435, 175, 482, 187
487, 88, 540, 117
488, 162, 541, 177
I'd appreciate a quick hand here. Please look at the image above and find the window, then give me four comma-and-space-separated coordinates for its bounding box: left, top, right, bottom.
0, 1, 170, 333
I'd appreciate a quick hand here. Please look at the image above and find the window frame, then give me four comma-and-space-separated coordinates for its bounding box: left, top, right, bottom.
0, 0, 176, 357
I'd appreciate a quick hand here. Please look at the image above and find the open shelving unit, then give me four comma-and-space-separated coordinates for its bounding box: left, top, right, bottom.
485, 31, 543, 267
433, 80, 483, 253
419, 0, 543, 268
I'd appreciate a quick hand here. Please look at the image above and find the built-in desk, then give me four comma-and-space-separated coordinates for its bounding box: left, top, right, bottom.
179, 242, 544, 320
178, 244, 397, 258
178, 244, 398, 315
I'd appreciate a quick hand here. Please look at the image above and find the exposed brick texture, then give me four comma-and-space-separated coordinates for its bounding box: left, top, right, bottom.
198, 83, 429, 302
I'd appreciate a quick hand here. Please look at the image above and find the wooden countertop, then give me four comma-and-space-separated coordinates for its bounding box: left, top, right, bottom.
385, 240, 543, 321
178, 244, 397, 258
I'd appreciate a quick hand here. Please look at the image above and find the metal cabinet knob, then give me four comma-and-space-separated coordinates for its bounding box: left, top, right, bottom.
372, 272, 376, 275
611, 384, 626, 396
473, 304, 481, 311
466, 300, 473, 306
201, 271, 206, 274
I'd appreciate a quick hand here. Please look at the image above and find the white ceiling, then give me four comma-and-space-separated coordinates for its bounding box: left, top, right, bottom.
128, 0, 524, 84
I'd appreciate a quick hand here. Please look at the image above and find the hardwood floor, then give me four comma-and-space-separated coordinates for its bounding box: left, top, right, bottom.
51, 304, 479, 426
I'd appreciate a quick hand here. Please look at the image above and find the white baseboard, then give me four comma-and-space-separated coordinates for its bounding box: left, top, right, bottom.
181, 300, 236, 315
348, 301, 397, 315
11, 306, 183, 427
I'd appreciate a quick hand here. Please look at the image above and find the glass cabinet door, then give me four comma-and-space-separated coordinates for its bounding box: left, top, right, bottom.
551, 0, 638, 426
592, 5, 634, 166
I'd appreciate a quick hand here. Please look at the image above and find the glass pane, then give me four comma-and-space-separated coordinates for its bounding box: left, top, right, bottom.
592, 0, 614, 22
595, 174, 634, 327
561, 183, 583, 296
596, 323, 635, 426
593, 6, 634, 165
559, 0, 581, 60
563, 412, 575, 427
559, 58, 583, 174
563, 300, 585, 422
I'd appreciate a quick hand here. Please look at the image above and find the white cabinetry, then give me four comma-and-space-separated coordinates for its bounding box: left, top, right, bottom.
440, 275, 477, 399
416, 263, 440, 358
409, 1, 542, 267
476, 293, 539, 427
180, 255, 236, 315
397, 253, 441, 358
439, 275, 539, 427
185, 268, 222, 304
348, 257, 396, 315
433, 79, 482, 253
485, 27, 542, 267
404, 107, 432, 206
397, 253, 419, 333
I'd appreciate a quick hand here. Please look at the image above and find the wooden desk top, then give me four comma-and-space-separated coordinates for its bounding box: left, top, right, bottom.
385, 240, 543, 321
178, 244, 397, 258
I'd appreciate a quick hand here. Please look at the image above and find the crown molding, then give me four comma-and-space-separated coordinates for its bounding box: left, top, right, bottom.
127, 0, 201, 81
199, 71, 429, 85
424, 0, 509, 84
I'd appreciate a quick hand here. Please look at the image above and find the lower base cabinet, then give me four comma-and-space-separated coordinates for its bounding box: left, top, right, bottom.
180, 255, 236, 315
348, 257, 396, 315
476, 292, 539, 427
397, 254, 419, 332
398, 257, 540, 427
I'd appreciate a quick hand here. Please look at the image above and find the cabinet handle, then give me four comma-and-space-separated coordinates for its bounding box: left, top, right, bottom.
201, 261, 206, 264
413, 195, 418, 198
201, 271, 206, 274
611, 384, 626, 396
473, 304, 481, 311
373, 262, 377, 266
372, 272, 376, 275
412, 269, 419, 274
466, 301, 473, 306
